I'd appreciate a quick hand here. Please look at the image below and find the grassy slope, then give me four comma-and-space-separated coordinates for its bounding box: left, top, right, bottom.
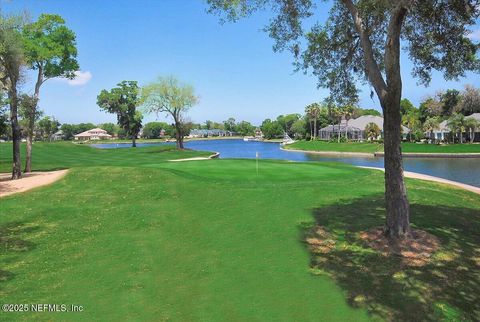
286, 140, 480, 154
1, 143, 479, 321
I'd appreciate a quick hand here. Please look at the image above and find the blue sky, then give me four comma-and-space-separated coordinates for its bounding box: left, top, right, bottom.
3, 0, 480, 126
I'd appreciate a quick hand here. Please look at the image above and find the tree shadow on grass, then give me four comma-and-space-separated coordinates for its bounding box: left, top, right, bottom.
0, 221, 39, 288
301, 196, 480, 321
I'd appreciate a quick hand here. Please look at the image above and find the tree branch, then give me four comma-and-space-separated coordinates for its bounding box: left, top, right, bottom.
385, 1, 412, 94
341, 0, 388, 100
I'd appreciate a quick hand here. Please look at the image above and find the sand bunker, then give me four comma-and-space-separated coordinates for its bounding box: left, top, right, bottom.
0, 170, 69, 198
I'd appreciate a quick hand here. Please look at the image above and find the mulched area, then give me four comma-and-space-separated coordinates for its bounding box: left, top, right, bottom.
305, 225, 440, 267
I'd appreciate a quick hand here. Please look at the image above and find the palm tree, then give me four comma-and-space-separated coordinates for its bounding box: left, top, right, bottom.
402, 111, 420, 142
343, 105, 354, 140
365, 122, 381, 141
422, 117, 440, 143
305, 105, 313, 139
447, 113, 466, 144
328, 106, 342, 142
305, 103, 321, 140
464, 117, 479, 143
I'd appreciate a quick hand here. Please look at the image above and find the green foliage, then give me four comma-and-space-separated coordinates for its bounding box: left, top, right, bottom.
291, 118, 306, 139
37, 116, 60, 141
0, 12, 25, 89
235, 120, 255, 136
365, 122, 381, 141
142, 121, 173, 139
59, 123, 97, 140
423, 116, 441, 141
97, 81, 143, 143
19, 94, 41, 122
447, 113, 467, 143
260, 118, 283, 139
200, 120, 224, 130
401, 108, 421, 142
23, 14, 79, 80
208, 0, 480, 104
59, 123, 76, 140
400, 99, 416, 115
355, 107, 382, 117
97, 122, 119, 136
223, 117, 236, 132
141, 76, 198, 118
141, 76, 198, 148
0, 102, 10, 139
276, 113, 301, 137
440, 89, 460, 116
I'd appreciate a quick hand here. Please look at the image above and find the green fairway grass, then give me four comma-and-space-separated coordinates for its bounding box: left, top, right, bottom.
286, 140, 480, 154
0, 142, 212, 172
1, 143, 479, 321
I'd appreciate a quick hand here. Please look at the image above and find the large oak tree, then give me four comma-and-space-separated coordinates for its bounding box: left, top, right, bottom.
23, 14, 79, 172
0, 13, 25, 179
207, 0, 480, 239
97, 81, 143, 147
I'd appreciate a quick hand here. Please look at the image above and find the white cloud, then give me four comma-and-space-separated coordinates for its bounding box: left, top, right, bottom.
467, 29, 480, 41
66, 71, 92, 86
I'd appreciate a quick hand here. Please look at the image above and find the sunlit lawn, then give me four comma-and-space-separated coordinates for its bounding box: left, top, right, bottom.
1, 143, 479, 321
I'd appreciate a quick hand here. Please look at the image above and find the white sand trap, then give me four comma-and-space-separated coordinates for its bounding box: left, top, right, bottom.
169, 152, 220, 162
359, 166, 480, 195
0, 170, 69, 198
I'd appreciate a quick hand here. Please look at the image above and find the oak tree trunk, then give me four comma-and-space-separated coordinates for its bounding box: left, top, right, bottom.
132, 135, 137, 147
9, 88, 22, 179
382, 95, 410, 238
174, 120, 184, 149
25, 68, 43, 173
24, 134, 33, 172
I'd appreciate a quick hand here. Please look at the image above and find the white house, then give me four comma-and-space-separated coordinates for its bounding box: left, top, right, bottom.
318, 115, 410, 141
431, 113, 480, 142
52, 130, 64, 141
74, 128, 112, 141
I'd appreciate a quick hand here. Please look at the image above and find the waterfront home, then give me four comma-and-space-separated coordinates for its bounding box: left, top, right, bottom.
188, 129, 233, 138
318, 115, 410, 141
74, 128, 112, 141
431, 113, 480, 142
52, 130, 64, 141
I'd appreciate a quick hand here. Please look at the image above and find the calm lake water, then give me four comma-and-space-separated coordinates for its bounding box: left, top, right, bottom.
91, 139, 480, 188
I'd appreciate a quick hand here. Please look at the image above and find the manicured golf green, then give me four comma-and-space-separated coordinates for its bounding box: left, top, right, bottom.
286, 140, 480, 154
1, 143, 479, 321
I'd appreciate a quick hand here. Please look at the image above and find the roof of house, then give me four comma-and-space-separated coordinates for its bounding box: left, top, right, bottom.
467, 113, 480, 121
190, 129, 230, 135
343, 115, 410, 133
434, 113, 480, 132
74, 128, 112, 137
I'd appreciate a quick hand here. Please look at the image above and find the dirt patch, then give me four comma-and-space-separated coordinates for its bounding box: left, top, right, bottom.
359, 227, 440, 267
306, 225, 440, 267
0, 170, 69, 198
304, 226, 336, 254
